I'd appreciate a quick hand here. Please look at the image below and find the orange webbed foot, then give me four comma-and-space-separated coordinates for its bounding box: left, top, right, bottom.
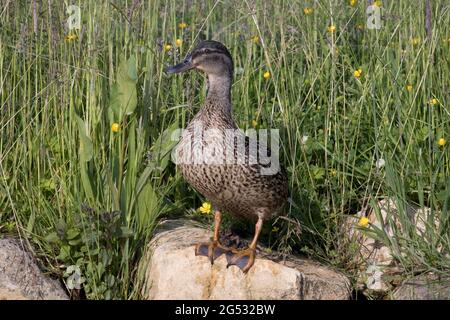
226, 248, 256, 273
195, 240, 231, 265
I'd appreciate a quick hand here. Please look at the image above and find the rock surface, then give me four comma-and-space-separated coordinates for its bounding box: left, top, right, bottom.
393, 274, 450, 300
344, 198, 439, 295
0, 237, 68, 300
140, 220, 351, 300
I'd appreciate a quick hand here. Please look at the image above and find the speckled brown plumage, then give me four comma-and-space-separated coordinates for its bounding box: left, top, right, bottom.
167, 40, 288, 273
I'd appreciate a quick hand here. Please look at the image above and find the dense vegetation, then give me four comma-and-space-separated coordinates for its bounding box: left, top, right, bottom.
0, 0, 449, 299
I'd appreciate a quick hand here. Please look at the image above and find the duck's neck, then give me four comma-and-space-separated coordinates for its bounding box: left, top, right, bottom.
203, 73, 232, 117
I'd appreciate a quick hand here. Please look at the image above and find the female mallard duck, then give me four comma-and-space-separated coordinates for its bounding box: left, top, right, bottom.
166, 40, 288, 273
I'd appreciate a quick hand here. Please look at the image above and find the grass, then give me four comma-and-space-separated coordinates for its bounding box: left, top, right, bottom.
0, 0, 449, 299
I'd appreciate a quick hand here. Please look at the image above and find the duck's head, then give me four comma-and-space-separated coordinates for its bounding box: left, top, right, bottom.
166, 40, 233, 77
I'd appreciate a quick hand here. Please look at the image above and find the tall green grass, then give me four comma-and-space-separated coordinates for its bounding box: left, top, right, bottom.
0, 0, 449, 298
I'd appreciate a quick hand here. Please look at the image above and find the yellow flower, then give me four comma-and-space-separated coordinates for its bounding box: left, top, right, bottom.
357, 24, 365, 30
251, 119, 258, 128
164, 44, 172, 51
175, 38, 183, 47
271, 226, 280, 233
406, 84, 413, 92
349, 0, 358, 7
111, 123, 120, 133
330, 169, 337, 177
429, 98, 439, 106
263, 71, 270, 80
373, 0, 382, 7
358, 217, 370, 227
251, 35, 260, 44
303, 7, 313, 15
438, 138, 446, 147
447, 38, 450, 44
178, 22, 188, 29
327, 25, 337, 33
199, 202, 212, 214
65, 34, 78, 42
353, 68, 362, 78
411, 37, 420, 46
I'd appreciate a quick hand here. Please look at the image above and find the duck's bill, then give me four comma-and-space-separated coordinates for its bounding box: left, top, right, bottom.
165, 56, 194, 74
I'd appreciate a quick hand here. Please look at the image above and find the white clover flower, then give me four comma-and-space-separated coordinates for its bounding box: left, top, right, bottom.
301, 135, 309, 145
376, 158, 385, 169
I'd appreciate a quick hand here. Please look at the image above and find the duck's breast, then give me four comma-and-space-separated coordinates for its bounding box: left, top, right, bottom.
176, 117, 288, 220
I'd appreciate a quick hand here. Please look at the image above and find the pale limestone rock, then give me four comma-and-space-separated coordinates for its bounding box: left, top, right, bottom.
0, 238, 68, 300
392, 274, 450, 300
343, 198, 440, 295
140, 220, 351, 300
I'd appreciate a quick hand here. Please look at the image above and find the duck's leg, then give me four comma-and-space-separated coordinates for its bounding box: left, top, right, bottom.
195, 210, 230, 264
226, 217, 263, 273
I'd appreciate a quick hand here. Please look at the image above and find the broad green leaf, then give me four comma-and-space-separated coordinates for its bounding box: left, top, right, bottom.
57, 245, 71, 260
44, 232, 59, 243
109, 55, 138, 122
150, 122, 179, 172
137, 183, 159, 231
74, 114, 93, 162
119, 226, 134, 238
311, 165, 325, 180
56, 219, 66, 237
74, 114, 95, 201
80, 165, 95, 203
66, 228, 80, 240
135, 122, 179, 198
68, 237, 81, 246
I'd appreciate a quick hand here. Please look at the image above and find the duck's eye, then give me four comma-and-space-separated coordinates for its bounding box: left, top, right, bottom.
203, 49, 211, 54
